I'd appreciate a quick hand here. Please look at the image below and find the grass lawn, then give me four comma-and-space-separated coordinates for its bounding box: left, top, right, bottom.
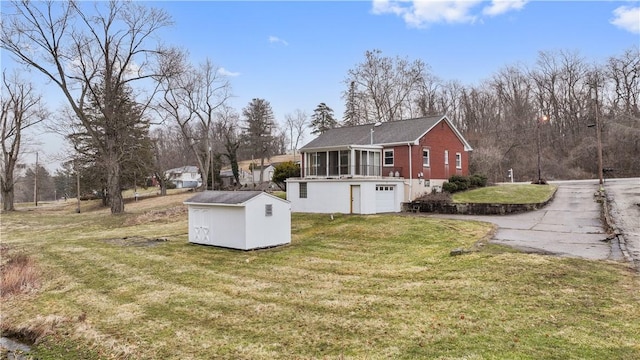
452, 184, 557, 204
1, 194, 639, 359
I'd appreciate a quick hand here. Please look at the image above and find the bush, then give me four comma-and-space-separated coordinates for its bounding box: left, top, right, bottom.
469, 174, 488, 188
442, 181, 458, 193
448, 175, 470, 191
443, 174, 488, 193
272, 161, 301, 191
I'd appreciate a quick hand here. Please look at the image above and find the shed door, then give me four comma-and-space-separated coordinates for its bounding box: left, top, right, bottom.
191, 208, 210, 244
351, 185, 361, 214
375, 185, 396, 213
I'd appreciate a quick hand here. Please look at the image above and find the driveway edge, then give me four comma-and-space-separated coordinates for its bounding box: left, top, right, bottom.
599, 189, 635, 268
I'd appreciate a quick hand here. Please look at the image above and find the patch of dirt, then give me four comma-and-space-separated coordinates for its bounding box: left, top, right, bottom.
124, 205, 187, 226
102, 236, 170, 247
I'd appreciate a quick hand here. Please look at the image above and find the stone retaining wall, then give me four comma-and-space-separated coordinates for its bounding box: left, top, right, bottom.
404, 188, 557, 215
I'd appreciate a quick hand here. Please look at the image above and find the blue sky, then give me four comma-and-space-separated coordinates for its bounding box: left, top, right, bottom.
4, 0, 640, 170
152, 0, 639, 121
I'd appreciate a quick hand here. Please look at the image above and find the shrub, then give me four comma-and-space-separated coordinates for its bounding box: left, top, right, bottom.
442, 181, 458, 193
469, 174, 488, 188
272, 161, 301, 191
448, 175, 470, 191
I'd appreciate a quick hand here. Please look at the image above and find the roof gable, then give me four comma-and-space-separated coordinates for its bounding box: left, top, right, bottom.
300, 115, 471, 151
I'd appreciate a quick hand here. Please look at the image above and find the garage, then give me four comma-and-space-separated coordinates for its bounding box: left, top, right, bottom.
375, 185, 396, 213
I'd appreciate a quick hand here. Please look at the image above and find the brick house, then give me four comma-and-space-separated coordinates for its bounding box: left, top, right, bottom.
286, 115, 472, 214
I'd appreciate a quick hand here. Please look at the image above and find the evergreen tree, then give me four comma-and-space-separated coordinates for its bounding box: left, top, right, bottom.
67, 79, 153, 207
310, 102, 337, 134
242, 98, 276, 183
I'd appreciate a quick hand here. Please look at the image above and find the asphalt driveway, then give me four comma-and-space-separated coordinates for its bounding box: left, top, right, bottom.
428, 180, 620, 261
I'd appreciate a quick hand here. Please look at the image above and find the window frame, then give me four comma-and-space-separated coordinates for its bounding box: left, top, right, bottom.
422, 148, 430, 168
383, 149, 394, 167
444, 150, 449, 166
299, 182, 308, 198
455, 152, 462, 169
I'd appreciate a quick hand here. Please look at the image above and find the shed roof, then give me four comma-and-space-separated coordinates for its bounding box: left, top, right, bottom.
184, 191, 286, 205
300, 115, 472, 151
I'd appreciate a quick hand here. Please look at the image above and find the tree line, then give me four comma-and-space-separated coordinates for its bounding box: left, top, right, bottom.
340, 48, 639, 183
2, 1, 638, 213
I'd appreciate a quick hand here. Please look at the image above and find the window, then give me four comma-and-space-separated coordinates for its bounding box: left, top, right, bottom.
455, 153, 462, 169
422, 149, 430, 167
383, 150, 394, 166
265, 204, 273, 216
299, 182, 307, 198
444, 150, 449, 165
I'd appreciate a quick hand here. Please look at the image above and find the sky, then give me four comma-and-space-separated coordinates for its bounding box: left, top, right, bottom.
3, 0, 639, 171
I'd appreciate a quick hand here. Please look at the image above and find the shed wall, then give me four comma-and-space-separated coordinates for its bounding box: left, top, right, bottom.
244, 195, 291, 249
287, 179, 405, 214
188, 205, 246, 248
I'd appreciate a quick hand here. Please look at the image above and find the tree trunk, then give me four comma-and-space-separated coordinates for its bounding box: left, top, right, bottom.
158, 174, 167, 196
105, 154, 124, 214
1, 173, 15, 211
1, 157, 16, 211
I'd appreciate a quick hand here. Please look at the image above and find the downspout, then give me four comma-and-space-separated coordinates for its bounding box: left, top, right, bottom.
408, 143, 413, 201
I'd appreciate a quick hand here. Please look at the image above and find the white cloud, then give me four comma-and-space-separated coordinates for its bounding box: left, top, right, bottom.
483, 0, 528, 16
611, 6, 640, 34
268, 35, 289, 46
372, 0, 528, 27
218, 67, 240, 77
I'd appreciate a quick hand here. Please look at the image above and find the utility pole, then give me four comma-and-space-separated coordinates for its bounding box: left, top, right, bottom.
76, 160, 81, 213
593, 80, 604, 188
34, 152, 38, 206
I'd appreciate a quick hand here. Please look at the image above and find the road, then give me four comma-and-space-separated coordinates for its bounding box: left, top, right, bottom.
428, 178, 640, 263
604, 177, 640, 269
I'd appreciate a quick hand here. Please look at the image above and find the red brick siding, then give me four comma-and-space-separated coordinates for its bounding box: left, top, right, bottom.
389, 120, 468, 179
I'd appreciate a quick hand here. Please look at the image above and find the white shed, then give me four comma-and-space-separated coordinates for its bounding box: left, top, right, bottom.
183, 191, 291, 250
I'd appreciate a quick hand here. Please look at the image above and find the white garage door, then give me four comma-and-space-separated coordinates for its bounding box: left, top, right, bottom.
375, 185, 396, 213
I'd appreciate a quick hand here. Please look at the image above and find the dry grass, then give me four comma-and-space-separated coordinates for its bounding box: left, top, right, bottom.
1, 251, 40, 298
1, 192, 639, 359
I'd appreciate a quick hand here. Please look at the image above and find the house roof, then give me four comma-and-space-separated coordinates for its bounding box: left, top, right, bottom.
184, 191, 286, 205
300, 115, 473, 151
166, 165, 200, 174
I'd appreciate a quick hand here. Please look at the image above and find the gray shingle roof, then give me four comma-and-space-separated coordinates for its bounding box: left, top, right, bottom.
184, 191, 264, 205
300, 115, 447, 150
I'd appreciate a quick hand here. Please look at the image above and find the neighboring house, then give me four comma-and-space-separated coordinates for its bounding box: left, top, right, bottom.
183, 191, 291, 250
235, 154, 302, 185
165, 166, 202, 189
251, 164, 276, 184
219, 168, 251, 188
286, 115, 473, 214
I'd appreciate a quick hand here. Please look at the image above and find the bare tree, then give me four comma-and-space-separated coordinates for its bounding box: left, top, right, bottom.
0, 71, 47, 211
214, 105, 242, 187
343, 49, 431, 123
150, 125, 190, 195
158, 56, 232, 191
608, 46, 640, 117
284, 109, 308, 152
1, 0, 172, 213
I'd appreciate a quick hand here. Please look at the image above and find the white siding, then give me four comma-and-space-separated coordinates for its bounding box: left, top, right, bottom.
244, 195, 291, 249
188, 205, 245, 248
186, 193, 290, 250
287, 179, 405, 214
